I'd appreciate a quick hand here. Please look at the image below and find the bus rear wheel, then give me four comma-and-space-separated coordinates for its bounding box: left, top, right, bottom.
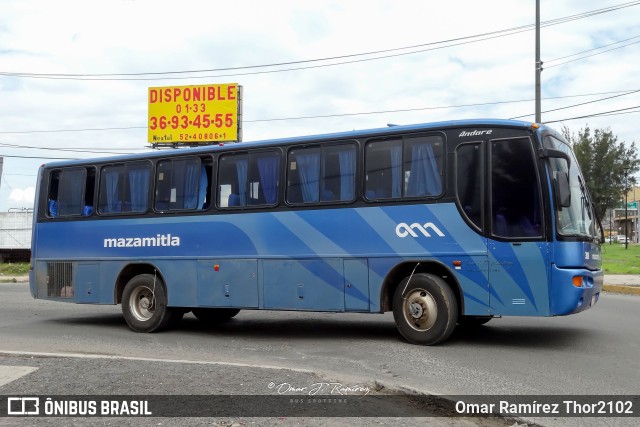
192, 308, 241, 323
122, 274, 180, 333
392, 273, 458, 345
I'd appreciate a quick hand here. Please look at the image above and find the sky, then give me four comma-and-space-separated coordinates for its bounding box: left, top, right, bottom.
1, 0, 639, 211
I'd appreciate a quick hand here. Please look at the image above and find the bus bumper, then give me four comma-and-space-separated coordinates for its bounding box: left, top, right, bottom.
549, 265, 603, 315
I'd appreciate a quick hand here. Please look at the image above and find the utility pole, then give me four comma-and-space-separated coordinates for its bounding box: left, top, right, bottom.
624, 168, 629, 249
609, 200, 613, 245
535, 0, 542, 123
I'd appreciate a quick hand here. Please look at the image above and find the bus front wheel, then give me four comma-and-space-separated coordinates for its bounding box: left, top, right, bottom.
392, 273, 458, 345
122, 274, 179, 333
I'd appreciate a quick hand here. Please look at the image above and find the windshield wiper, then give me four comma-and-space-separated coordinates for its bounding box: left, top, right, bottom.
577, 175, 592, 220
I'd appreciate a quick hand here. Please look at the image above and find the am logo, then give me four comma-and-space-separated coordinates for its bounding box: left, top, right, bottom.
395, 222, 445, 238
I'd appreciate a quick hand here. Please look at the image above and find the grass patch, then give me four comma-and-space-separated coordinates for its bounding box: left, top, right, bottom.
602, 243, 640, 274
0, 262, 29, 277
0, 245, 636, 278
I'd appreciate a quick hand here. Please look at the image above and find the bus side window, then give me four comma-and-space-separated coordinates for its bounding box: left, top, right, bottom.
404, 136, 443, 197
198, 165, 209, 209
48, 167, 93, 218
287, 148, 320, 204
155, 158, 205, 211
218, 153, 248, 208
490, 138, 542, 238
47, 171, 60, 217
249, 151, 280, 206
219, 151, 280, 208
287, 143, 355, 204
99, 162, 151, 215
365, 139, 402, 199
323, 144, 355, 202
365, 136, 443, 200
82, 168, 96, 216
456, 143, 482, 229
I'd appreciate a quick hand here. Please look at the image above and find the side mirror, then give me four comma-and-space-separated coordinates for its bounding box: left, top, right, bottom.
554, 172, 571, 208
539, 148, 571, 167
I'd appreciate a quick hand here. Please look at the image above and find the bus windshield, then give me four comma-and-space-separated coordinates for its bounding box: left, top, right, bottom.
546, 135, 597, 240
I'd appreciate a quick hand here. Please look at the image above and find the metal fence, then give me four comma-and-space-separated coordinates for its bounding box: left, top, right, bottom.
0, 210, 32, 250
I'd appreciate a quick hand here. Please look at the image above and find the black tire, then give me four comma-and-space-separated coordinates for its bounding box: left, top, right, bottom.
192, 308, 241, 323
392, 273, 458, 345
457, 315, 493, 327
121, 274, 179, 333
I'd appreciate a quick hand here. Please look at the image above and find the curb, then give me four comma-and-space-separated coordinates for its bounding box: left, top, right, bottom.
602, 284, 640, 295
0, 276, 28, 283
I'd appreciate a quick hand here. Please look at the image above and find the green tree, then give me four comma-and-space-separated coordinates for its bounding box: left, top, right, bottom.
562, 125, 639, 220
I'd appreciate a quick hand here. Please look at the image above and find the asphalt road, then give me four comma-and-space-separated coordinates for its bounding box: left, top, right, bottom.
1, 281, 639, 426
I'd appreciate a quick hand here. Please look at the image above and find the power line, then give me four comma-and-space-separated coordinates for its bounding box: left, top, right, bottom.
545, 35, 640, 63
0, 27, 538, 81
0, 154, 78, 160
0, 126, 144, 136
509, 89, 640, 120
0, 142, 146, 155
2, 1, 639, 81
545, 105, 640, 123
1, 27, 535, 79
545, 39, 640, 69
3, 108, 639, 160
1, 89, 638, 140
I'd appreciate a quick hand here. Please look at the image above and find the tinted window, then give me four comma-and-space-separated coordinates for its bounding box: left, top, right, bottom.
155, 157, 210, 211
47, 167, 95, 217
456, 143, 482, 229
287, 143, 356, 204
218, 151, 280, 208
98, 162, 151, 214
365, 135, 443, 200
491, 138, 542, 238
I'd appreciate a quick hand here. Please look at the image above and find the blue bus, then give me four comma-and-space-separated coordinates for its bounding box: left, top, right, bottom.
29, 119, 603, 345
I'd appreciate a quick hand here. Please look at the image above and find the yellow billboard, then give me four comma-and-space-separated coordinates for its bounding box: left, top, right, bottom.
148, 83, 241, 144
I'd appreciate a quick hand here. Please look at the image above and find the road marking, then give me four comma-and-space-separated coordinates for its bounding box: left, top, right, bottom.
0, 365, 38, 387
0, 350, 314, 374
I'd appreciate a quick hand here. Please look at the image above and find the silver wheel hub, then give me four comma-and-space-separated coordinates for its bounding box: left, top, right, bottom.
129, 286, 155, 322
403, 288, 437, 331
409, 302, 424, 319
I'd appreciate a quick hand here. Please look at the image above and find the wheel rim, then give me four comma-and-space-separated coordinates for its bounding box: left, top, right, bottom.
129, 286, 155, 321
402, 288, 437, 331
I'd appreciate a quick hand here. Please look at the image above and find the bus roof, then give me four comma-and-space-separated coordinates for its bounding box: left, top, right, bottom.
42, 118, 542, 168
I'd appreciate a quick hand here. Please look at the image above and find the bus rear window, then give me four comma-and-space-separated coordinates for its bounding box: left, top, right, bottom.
47, 167, 95, 217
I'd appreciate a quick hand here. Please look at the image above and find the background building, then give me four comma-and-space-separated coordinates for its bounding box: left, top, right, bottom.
0, 209, 32, 262
605, 185, 640, 243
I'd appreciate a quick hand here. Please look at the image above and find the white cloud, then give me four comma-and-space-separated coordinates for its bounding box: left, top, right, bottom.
8, 187, 35, 206
0, 0, 639, 210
